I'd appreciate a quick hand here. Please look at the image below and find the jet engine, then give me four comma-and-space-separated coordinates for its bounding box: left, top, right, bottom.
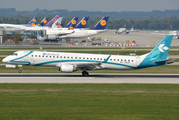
59, 64, 76, 73
47, 35, 57, 40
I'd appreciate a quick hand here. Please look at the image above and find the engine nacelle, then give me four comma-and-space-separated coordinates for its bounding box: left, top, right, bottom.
37, 35, 47, 41
59, 65, 76, 73
47, 35, 57, 40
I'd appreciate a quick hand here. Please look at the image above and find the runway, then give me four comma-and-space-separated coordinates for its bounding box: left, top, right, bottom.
0, 73, 179, 84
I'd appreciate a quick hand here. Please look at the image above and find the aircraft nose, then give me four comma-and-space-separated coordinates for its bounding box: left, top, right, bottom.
2, 57, 9, 63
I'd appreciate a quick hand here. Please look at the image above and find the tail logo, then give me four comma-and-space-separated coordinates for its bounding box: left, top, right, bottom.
43, 20, 47, 24
81, 20, 87, 25
56, 22, 60, 26
71, 20, 76, 25
32, 19, 36, 23
100, 20, 106, 26
158, 44, 169, 52
69, 26, 74, 30
31, 23, 35, 26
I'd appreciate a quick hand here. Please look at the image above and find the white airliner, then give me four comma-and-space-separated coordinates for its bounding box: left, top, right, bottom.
59, 16, 109, 39
2, 35, 173, 76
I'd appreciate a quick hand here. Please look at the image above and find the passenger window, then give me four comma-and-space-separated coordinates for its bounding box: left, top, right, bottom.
71, 57, 73, 59
94, 58, 96, 60
60, 56, 62, 58
35, 55, 37, 57
121, 59, 123, 61
46, 56, 48, 58
50, 56, 51, 58
79, 57, 81, 59
100, 58, 102, 60
114, 59, 116, 61
53, 56, 55, 58
97, 58, 99, 60
87, 58, 89, 59
75, 57, 77, 59
32, 55, 33, 57
132, 60, 133, 62
67, 57, 69, 59
57, 56, 58, 58
117, 59, 119, 61
110, 59, 112, 61
64, 56, 66, 58
83, 57, 85, 59
39, 55, 41, 57
90, 58, 92, 60
42, 55, 44, 57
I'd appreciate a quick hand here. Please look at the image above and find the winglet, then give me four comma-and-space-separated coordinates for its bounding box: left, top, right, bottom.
102, 55, 111, 63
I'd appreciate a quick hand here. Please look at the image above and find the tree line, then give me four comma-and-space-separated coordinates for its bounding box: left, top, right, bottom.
0, 14, 179, 30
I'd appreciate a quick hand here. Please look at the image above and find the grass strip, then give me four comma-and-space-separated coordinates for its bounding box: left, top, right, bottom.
0, 84, 179, 120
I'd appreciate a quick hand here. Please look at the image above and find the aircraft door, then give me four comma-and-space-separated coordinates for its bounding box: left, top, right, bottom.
136, 56, 140, 67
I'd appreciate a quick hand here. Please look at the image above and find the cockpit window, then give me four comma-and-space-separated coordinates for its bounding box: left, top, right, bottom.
11, 53, 18, 56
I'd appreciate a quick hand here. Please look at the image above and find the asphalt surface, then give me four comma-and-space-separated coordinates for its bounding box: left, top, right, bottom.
0, 73, 179, 84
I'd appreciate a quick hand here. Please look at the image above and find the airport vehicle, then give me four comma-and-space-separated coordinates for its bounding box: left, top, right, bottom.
92, 40, 102, 45
59, 16, 109, 39
2, 35, 173, 76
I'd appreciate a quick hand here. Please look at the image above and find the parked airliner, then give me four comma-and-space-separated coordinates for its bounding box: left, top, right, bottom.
2, 35, 173, 76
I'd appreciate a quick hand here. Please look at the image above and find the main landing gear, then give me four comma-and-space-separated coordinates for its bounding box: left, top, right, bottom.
82, 71, 89, 76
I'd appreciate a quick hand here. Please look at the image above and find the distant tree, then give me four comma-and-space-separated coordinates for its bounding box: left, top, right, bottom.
13, 33, 23, 44
3, 34, 10, 41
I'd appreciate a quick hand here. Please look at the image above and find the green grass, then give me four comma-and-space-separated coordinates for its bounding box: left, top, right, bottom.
0, 84, 179, 120
0, 65, 179, 73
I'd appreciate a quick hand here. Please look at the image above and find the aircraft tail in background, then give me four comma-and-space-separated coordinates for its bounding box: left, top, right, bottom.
64, 17, 79, 28
51, 17, 63, 28
90, 16, 109, 30
74, 16, 89, 29
27, 17, 37, 26
38, 17, 49, 26
43, 15, 61, 27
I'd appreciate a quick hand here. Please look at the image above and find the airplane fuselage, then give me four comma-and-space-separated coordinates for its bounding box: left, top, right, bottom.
3, 50, 143, 71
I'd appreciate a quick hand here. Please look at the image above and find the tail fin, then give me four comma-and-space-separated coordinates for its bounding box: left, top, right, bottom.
65, 17, 79, 28
27, 17, 37, 26
43, 15, 61, 27
91, 16, 109, 30
38, 17, 49, 26
138, 35, 173, 68
74, 17, 89, 29
51, 17, 63, 28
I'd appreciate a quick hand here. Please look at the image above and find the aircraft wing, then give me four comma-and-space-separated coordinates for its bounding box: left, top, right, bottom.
75, 55, 111, 70
75, 62, 102, 70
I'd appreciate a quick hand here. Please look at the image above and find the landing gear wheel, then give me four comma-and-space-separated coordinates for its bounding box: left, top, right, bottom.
19, 70, 22, 73
82, 71, 89, 76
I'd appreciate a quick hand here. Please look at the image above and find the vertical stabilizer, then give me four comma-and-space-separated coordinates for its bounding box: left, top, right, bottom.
38, 17, 49, 26
43, 15, 61, 27
74, 17, 89, 29
27, 17, 37, 26
65, 17, 79, 28
51, 17, 63, 28
90, 16, 109, 30
138, 35, 173, 68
